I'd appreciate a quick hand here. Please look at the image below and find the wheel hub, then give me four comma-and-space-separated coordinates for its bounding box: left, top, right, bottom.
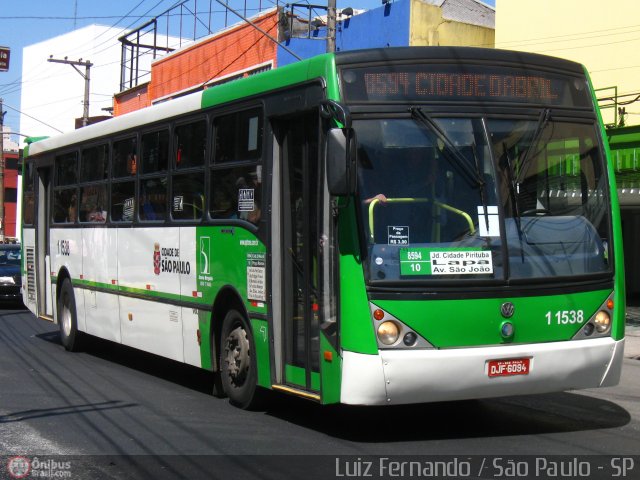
224, 326, 250, 387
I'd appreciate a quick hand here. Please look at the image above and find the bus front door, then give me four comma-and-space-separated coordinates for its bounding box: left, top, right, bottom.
279, 113, 322, 395
36, 167, 54, 319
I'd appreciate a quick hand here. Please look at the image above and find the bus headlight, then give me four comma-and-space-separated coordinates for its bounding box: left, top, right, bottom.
377, 321, 400, 345
594, 310, 611, 333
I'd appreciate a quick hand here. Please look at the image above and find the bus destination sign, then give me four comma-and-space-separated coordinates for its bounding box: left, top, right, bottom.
341, 64, 591, 107
366, 72, 556, 101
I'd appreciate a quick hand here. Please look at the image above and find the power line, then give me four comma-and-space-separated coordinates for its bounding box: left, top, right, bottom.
538, 35, 640, 54
0, 2, 166, 99
495, 23, 640, 49
2, 102, 64, 133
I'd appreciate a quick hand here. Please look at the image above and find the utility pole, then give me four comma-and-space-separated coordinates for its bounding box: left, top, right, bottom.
327, 0, 337, 53
47, 57, 93, 127
0, 98, 5, 242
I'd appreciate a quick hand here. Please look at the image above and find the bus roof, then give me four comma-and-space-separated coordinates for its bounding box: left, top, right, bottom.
26, 52, 337, 158
25, 47, 587, 158
334, 46, 586, 75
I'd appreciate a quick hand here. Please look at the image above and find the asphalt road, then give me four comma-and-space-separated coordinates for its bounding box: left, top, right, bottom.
1, 305, 639, 479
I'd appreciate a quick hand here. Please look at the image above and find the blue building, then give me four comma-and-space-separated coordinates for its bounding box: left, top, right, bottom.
279, 0, 495, 66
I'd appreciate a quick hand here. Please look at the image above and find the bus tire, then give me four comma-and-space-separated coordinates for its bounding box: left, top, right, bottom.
220, 309, 263, 409
58, 279, 84, 352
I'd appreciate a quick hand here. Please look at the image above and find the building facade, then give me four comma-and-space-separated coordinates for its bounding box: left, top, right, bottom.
1, 126, 20, 241
496, 0, 639, 128
496, 0, 640, 300
115, 0, 494, 114
20, 25, 142, 137
114, 9, 281, 115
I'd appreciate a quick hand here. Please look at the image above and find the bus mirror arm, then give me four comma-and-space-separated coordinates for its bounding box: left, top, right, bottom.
326, 128, 357, 197
320, 100, 351, 128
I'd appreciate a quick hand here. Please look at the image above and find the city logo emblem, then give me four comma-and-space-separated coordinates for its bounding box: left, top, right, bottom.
153, 242, 161, 275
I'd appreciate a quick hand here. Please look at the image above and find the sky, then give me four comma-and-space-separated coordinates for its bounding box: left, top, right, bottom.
0, 0, 496, 137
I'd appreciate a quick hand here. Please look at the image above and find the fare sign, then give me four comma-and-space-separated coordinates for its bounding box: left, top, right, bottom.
0, 46, 10, 72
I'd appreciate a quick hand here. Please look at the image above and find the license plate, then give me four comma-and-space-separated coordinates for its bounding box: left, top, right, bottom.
487, 358, 530, 378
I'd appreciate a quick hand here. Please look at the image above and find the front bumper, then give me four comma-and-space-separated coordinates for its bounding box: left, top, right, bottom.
340, 337, 624, 405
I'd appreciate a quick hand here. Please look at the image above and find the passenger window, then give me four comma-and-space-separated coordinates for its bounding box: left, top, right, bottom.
23, 162, 36, 226
175, 120, 206, 169
80, 144, 109, 182
79, 185, 108, 223
172, 173, 204, 221
139, 177, 166, 221
111, 181, 135, 222
55, 152, 78, 186
210, 165, 262, 221
53, 188, 78, 224
213, 108, 263, 163
113, 137, 138, 178
141, 130, 169, 174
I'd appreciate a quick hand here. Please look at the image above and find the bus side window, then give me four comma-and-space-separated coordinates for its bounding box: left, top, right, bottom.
175, 120, 206, 169
139, 178, 167, 221
111, 182, 135, 222
172, 173, 204, 221
53, 188, 77, 224
141, 130, 169, 174
23, 162, 36, 226
113, 137, 138, 178
53, 151, 79, 224
213, 108, 263, 164
210, 165, 261, 221
79, 185, 107, 223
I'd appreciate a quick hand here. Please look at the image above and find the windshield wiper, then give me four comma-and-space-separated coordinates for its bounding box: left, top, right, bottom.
409, 107, 484, 189
501, 142, 522, 221
501, 142, 526, 262
515, 108, 551, 185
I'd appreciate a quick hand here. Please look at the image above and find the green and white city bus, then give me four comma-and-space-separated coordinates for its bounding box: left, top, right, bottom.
21, 47, 625, 409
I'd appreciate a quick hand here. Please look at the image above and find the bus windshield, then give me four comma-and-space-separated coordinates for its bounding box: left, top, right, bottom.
355, 115, 612, 283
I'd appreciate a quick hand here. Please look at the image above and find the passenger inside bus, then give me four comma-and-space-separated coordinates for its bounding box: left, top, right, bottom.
86, 206, 106, 223
211, 188, 238, 219
67, 194, 77, 223
247, 199, 261, 225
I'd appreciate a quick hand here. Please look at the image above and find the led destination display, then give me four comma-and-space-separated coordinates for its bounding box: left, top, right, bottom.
341, 64, 591, 107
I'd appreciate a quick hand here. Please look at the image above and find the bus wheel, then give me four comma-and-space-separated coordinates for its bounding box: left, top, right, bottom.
220, 309, 262, 409
58, 279, 84, 352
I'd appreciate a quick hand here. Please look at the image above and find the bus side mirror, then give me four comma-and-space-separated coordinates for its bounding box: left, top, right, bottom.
326, 128, 357, 196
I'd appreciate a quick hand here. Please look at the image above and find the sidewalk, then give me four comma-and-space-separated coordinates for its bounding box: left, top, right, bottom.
625, 305, 640, 359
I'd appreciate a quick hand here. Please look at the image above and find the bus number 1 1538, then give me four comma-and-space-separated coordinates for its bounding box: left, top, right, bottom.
545, 310, 584, 325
